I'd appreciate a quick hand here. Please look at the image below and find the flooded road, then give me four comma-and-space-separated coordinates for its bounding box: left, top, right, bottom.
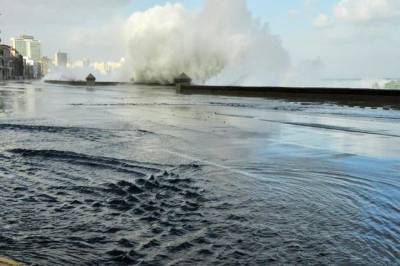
0, 81, 399, 265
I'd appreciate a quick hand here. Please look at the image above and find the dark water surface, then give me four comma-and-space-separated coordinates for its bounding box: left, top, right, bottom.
0, 81, 399, 265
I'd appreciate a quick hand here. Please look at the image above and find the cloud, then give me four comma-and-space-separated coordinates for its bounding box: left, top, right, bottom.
315, 0, 400, 27
1, 0, 129, 25
314, 14, 332, 28
334, 0, 400, 24
0, 0, 129, 59
304, 0, 320, 8
312, 0, 400, 31
288, 9, 300, 18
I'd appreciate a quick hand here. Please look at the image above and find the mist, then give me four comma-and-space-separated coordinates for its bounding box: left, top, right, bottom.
44, 66, 123, 82
41, 0, 395, 88
123, 0, 290, 85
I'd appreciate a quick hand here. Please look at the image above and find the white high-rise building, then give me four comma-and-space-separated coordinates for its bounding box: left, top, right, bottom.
10, 35, 42, 61
54, 51, 68, 67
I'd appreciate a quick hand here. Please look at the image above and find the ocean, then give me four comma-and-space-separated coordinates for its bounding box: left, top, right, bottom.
0, 81, 399, 265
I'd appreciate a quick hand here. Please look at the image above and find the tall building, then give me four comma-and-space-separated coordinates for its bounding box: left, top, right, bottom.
10, 35, 42, 61
54, 51, 68, 67
40, 56, 52, 76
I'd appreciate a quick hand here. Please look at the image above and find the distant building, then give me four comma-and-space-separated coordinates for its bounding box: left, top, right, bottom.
40, 56, 52, 76
11, 37, 26, 57
92, 58, 125, 74
54, 51, 68, 67
82, 58, 90, 68
23, 57, 42, 79
10, 35, 42, 61
70, 58, 90, 68
93, 62, 111, 74
0, 44, 24, 80
0, 46, 6, 80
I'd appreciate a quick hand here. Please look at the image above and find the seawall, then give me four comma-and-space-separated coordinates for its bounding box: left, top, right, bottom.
177, 85, 400, 108
45, 80, 126, 86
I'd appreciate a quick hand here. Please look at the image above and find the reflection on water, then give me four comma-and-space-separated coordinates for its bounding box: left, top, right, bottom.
0, 81, 399, 265
0, 86, 37, 117
0, 97, 4, 114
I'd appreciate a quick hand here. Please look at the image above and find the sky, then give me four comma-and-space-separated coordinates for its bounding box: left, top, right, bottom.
0, 0, 399, 78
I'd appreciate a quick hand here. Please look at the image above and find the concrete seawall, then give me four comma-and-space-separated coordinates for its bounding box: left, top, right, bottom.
178, 85, 400, 108
44, 80, 176, 87
45, 80, 125, 86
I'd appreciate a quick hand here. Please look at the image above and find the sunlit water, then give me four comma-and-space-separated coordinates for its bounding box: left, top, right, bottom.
0, 81, 399, 265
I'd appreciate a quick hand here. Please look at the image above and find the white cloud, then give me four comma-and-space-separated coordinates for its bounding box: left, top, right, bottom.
1, 0, 129, 25
314, 14, 332, 28
312, 0, 400, 30
0, 0, 129, 59
305, 0, 400, 78
304, 0, 319, 8
334, 0, 400, 24
288, 9, 300, 18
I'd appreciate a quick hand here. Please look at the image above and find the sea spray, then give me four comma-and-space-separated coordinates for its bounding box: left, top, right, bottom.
41, 1, 396, 88
44, 56, 127, 82
44, 66, 111, 82
124, 0, 290, 85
